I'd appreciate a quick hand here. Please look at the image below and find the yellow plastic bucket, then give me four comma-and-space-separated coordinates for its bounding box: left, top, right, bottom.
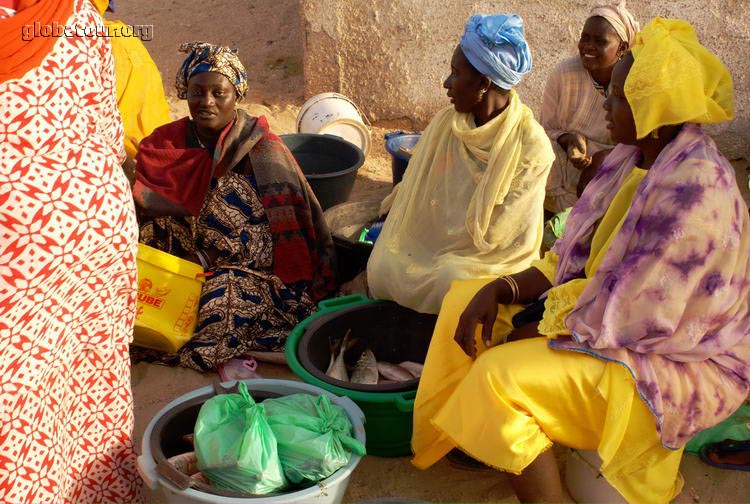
133, 243, 205, 353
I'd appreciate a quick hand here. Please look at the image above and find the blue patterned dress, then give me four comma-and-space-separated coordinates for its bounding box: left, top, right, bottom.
132, 171, 314, 371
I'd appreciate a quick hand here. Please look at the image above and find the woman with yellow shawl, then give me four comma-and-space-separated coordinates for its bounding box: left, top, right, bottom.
366, 14, 554, 315
93, 0, 171, 163
412, 18, 747, 503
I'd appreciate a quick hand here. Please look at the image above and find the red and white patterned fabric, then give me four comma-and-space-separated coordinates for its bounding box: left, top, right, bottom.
0, 1, 142, 502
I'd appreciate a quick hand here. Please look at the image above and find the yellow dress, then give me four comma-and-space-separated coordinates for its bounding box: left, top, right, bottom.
107, 20, 171, 159
92, 3, 171, 159
412, 168, 685, 503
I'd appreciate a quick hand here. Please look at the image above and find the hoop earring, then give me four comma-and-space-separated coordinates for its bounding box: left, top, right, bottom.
650, 128, 660, 139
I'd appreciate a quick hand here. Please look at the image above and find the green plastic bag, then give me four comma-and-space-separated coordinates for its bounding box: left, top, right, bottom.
262, 393, 366, 484
194, 382, 287, 494
542, 207, 572, 250
685, 404, 750, 455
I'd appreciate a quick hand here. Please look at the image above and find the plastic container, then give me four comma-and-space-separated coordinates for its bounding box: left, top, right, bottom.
281, 133, 365, 210
564, 449, 625, 503
133, 243, 205, 353
384, 132, 421, 185
286, 295, 437, 456
323, 200, 380, 283
297, 92, 371, 156
137, 379, 366, 504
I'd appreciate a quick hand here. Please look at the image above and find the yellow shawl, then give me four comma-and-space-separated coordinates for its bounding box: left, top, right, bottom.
94, 1, 170, 158
368, 91, 554, 314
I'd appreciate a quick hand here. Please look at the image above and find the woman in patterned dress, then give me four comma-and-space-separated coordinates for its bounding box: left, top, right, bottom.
0, 0, 142, 502
131, 42, 336, 371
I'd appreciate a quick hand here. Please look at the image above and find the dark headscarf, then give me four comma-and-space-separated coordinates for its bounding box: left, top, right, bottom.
175, 41, 248, 100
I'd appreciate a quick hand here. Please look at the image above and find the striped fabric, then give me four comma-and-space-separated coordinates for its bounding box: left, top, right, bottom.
541, 56, 614, 212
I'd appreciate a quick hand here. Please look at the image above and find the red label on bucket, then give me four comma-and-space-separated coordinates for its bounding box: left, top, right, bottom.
136, 277, 168, 313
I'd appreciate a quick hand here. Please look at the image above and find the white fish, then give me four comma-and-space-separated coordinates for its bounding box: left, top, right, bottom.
351, 348, 379, 384
326, 329, 351, 382
191, 472, 209, 484
398, 361, 424, 378
167, 451, 198, 476
377, 361, 415, 382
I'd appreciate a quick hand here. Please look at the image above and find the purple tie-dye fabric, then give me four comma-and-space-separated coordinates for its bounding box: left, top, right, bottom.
550, 123, 750, 448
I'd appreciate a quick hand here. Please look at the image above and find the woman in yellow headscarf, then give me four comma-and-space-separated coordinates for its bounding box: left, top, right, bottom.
412, 18, 746, 503
94, 0, 171, 164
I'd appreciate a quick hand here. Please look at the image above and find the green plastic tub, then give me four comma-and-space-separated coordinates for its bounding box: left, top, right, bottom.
285, 295, 437, 457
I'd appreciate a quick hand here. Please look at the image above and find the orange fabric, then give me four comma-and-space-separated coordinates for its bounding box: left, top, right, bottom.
0, 0, 74, 83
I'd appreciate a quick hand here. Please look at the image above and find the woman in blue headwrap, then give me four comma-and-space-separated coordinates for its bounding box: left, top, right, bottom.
130, 42, 336, 371
413, 16, 746, 503
366, 14, 554, 315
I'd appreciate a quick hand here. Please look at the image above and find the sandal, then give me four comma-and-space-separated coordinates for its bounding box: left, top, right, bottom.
699, 439, 750, 471
445, 448, 493, 472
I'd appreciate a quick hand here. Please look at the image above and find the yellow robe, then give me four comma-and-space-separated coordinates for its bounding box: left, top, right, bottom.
412, 168, 685, 503
93, 1, 171, 159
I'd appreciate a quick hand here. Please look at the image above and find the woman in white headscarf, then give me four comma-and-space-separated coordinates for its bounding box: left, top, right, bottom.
366, 14, 554, 315
542, 0, 639, 213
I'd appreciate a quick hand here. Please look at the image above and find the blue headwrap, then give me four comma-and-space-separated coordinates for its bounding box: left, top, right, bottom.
175, 41, 248, 101
459, 14, 532, 90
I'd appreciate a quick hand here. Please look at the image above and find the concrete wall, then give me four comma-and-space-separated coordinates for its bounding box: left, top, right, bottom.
302, 0, 750, 152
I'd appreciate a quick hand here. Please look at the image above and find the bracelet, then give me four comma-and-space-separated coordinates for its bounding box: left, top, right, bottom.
194, 249, 210, 270
498, 275, 520, 305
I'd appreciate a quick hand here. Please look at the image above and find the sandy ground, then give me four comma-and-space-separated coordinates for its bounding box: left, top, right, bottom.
125, 1, 750, 502
132, 361, 748, 503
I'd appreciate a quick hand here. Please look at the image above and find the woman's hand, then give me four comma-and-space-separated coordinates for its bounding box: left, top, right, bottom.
559, 132, 591, 170
453, 268, 553, 358
454, 279, 509, 359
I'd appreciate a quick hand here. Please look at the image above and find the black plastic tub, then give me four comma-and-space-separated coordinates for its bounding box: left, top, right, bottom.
281, 133, 365, 210
323, 200, 380, 284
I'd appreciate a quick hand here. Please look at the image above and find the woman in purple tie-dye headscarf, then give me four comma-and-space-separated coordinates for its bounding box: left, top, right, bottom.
412, 18, 749, 503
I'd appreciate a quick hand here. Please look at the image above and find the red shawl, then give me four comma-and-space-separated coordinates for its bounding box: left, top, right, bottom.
134, 117, 233, 215
134, 111, 337, 300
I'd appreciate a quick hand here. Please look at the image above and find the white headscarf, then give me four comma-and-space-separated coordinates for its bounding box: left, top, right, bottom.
589, 0, 640, 48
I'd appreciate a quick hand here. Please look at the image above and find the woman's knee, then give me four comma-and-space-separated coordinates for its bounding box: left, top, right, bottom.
470, 338, 550, 388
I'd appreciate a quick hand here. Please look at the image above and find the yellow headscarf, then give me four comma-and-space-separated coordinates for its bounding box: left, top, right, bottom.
91, 0, 108, 15
625, 18, 734, 139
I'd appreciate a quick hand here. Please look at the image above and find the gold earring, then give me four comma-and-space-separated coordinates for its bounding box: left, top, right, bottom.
650, 128, 660, 139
